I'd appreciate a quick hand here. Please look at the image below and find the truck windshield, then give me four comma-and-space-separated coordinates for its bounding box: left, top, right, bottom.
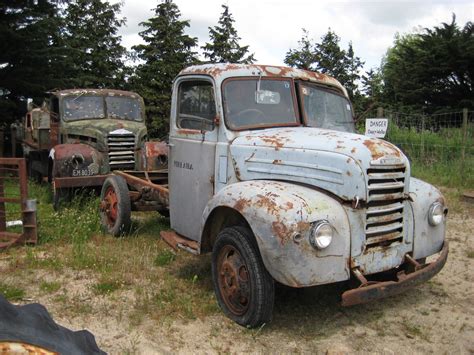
300, 84, 355, 133
105, 96, 143, 121
223, 79, 298, 130
63, 96, 105, 121
62, 95, 143, 121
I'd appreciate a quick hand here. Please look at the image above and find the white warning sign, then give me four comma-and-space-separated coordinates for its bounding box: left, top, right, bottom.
365, 118, 388, 138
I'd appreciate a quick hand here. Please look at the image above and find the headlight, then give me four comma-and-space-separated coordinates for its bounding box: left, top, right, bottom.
310, 220, 333, 249
428, 202, 444, 226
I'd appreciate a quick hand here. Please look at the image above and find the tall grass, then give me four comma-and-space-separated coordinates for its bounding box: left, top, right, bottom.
386, 124, 473, 189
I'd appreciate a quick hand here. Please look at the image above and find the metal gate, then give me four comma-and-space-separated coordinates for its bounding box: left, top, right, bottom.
0, 158, 37, 249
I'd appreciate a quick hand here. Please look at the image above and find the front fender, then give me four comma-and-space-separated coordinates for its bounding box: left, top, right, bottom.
409, 178, 447, 259
202, 180, 351, 287
50, 144, 104, 178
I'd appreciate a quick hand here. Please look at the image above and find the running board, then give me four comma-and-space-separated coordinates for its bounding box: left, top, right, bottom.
160, 230, 199, 255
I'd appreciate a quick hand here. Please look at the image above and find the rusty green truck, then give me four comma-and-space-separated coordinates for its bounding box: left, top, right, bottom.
19, 89, 167, 208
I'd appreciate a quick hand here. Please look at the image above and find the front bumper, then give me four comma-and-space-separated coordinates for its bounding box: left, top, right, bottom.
341, 241, 449, 306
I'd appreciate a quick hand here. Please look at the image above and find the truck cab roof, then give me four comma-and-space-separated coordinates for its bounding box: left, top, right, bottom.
178, 63, 348, 98
49, 89, 142, 99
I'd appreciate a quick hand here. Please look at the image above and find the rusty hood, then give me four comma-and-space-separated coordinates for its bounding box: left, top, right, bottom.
230, 127, 410, 202
62, 119, 146, 146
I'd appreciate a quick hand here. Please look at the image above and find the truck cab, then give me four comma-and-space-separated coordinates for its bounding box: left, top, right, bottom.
166, 64, 448, 327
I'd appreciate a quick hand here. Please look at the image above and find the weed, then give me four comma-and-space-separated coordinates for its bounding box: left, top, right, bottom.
402, 321, 430, 341
93, 279, 122, 295
154, 249, 176, 267
40, 281, 61, 294
0, 282, 25, 301
466, 250, 474, 259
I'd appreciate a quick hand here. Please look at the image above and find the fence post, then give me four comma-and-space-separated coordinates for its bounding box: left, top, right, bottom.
461, 108, 468, 173
376, 107, 384, 118
420, 115, 425, 158
10, 125, 16, 158
0, 128, 3, 157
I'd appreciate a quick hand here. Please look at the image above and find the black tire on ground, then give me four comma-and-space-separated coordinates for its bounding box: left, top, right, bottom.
26, 156, 42, 184
212, 226, 275, 328
100, 175, 131, 237
0, 295, 105, 354
53, 185, 72, 211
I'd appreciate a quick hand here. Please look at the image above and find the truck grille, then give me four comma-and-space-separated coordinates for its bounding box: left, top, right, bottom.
365, 166, 406, 248
107, 133, 135, 169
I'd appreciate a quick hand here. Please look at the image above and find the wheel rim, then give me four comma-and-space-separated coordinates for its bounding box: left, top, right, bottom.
217, 245, 250, 316
102, 186, 118, 227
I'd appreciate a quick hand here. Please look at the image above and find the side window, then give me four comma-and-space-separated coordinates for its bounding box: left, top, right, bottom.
50, 97, 60, 121
177, 81, 216, 131
25, 113, 32, 129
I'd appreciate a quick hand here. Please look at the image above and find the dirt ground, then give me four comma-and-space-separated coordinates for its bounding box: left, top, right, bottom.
2, 208, 473, 354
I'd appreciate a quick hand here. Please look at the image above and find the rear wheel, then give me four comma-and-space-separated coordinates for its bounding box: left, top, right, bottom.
99, 175, 131, 236
52, 185, 71, 211
212, 226, 274, 328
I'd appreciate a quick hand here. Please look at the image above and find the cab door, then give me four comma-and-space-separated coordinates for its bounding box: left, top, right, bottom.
169, 76, 218, 241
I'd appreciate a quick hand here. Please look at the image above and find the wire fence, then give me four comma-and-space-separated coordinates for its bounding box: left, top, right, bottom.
361, 108, 474, 188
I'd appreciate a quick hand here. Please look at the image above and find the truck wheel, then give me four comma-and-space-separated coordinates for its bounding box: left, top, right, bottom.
53, 186, 71, 211
0, 295, 105, 354
212, 226, 274, 328
26, 157, 42, 184
100, 175, 131, 236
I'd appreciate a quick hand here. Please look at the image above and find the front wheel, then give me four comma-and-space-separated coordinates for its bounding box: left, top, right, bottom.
99, 175, 131, 236
212, 226, 274, 328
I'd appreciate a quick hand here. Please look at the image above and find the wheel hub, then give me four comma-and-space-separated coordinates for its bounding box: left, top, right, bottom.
102, 186, 118, 226
217, 245, 250, 315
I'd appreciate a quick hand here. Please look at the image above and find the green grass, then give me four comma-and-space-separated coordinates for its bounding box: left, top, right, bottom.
0, 282, 25, 301
386, 124, 473, 189
466, 250, 474, 259
154, 249, 176, 266
39, 280, 61, 293
93, 279, 122, 295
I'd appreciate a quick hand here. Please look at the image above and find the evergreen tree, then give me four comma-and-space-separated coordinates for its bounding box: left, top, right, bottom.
284, 29, 318, 71
63, 0, 127, 88
285, 29, 364, 100
315, 29, 347, 80
0, 1, 68, 125
382, 16, 473, 111
202, 4, 255, 64
131, 0, 198, 137
343, 42, 364, 98
361, 68, 383, 99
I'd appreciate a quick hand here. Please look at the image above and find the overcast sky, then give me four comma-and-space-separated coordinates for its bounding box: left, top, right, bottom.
113, 0, 473, 72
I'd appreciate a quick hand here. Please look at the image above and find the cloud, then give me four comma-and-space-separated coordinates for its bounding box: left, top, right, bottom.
113, 0, 474, 71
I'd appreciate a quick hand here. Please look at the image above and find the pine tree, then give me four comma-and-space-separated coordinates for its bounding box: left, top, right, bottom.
63, 0, 127, 88
0, 1, 68, 125
382, 16, 473, 111
284, 29, 318, 70
343, 42, 364, 98
202, 4, 255, 64
285, 29, 364, 99
131, 0, 198, 137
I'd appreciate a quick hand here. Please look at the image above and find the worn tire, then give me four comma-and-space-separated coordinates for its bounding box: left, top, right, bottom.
26, 156, 42, 184
53, 185, 72, 211
0, 295, 105, 354
100, 175, 131, 236
212, 226, 274, 328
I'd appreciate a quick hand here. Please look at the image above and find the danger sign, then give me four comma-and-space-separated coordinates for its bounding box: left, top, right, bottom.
365, 118, 388, 138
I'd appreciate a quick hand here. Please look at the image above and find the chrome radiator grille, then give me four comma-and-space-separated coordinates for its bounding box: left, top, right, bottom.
107, 133, 135, 169
365, 166, 406, 248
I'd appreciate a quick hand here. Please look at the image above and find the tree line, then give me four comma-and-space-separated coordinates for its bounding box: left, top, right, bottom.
1, 0, 472, 137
